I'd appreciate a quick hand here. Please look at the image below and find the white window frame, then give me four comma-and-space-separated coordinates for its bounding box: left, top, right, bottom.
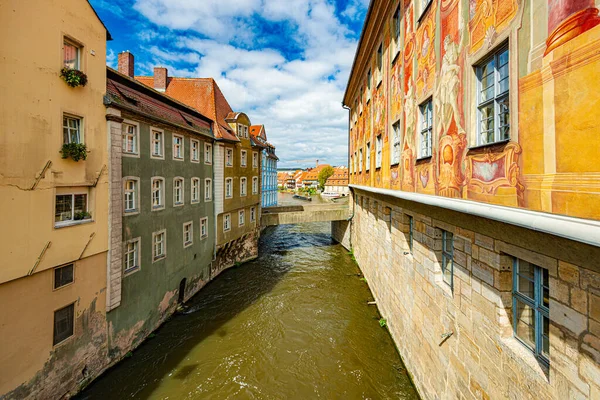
241, 150, 247, 167
359, 149, 363, 173
250, 207, 256, 223
239, 210, 245, 227
252, 176, 259, 194
223, 213, 231, 232
123, 177, 140, 215
63, 37, 81, 70
173, 177, 184, 206
226, 148, 233, 167
225, 178, 233, 199
205, 178, 212, 201
365, 143, 371, 171
366, 69, 372, 102
392, 6, 401, 59
54, 191, 90, 228
476, 45, 510, 146
152, 229, 167, 262
63, 114, 83, 145
122, 121, 140, 156
419, 99, 433, 159
200, 217, 208, 239
240, 177, 247, 197
391, 120, 401, 165
183, 221, 193, 248
191, 178, 200, 204
204, 142, 213, 165
190, 139, 200, 163
376, 135, 382, 169
151, 177, 165, 211
173, 134, 184, 161
150, 127, 164, 159
252, 152, 259, 168
124, 237, 141, 274
376, 43, 383, 86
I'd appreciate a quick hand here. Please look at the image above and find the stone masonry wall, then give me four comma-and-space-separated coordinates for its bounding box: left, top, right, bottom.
349, 189, 600, 400
212, 228, 260, 279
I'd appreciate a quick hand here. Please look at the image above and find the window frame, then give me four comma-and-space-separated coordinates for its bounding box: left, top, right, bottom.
205, 178, 212, 202
225, 178, 233, 199
252, 151, 259, 168
513, 259, 550, 366
183, 221, 193, 248
376, 43, 383, 86
191, 177, 201, 204
476, 44, 510, 146
122, 120, 140, 157
392, 6, 401, 60
53, 263, 74, 290
150, 127, 165, 159
250, 207, 256, 223
391, 120, 401, 165
152, 229, 167, 262
418, 99, 433, 159
408, 215, 414, 254
172, 134, 184, 161
375, 135, 382, 169
239, 210, 245, 227
240, 177, 247, 197
124, 237, 141, 275
173, 177, 184, 207
151, 177, 165, 211
54, 191, 91, 228
241, 150, 247, 167
226, 148, 233, 167
359, 149, 363, 173
190, 139, 200, 163
63, 114, 83, 145
223, 213, 231, 232
204, 142, 213, 165
441, 230, 454, 290
53, 302, 75, 346
365, 142, 371, 171
200, 217, 208, 239
252, 176, 259, 194
63, 37, 81, 70
123, 177, 140, 215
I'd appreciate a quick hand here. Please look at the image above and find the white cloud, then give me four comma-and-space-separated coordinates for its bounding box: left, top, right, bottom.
132, 0, 366, 167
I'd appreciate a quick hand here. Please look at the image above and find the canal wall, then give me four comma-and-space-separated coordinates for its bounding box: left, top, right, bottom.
348, 189, 600, 400
212, 228, 260, 279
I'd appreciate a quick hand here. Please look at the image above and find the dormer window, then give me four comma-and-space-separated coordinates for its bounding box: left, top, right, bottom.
63, 38, 80, 70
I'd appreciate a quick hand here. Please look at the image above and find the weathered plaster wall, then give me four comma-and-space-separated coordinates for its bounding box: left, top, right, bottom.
349, 189, 600, 399
212, 228, 260, 279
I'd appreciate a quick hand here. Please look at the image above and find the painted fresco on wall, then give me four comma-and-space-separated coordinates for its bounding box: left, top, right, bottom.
415, 0, 437, 98
468, 0, 518, 54
402, 0, 416, 191
390, 54, 403, 122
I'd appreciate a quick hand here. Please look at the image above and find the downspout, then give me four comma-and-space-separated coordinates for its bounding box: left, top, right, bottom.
342, 103, 354, 250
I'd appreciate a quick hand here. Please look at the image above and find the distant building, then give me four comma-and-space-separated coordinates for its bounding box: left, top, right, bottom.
324, 167, 349, 195
250, 125, 278, 207
277, 172, 290, 189
301, 162, 331, 188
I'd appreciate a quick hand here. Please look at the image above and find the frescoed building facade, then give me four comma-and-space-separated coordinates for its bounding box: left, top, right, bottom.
103, 55, 216, 360
0, 1, 111, 398
324, 167, 350, 195
250, 125, 278, 207
342, 0, 600, 399
135, 72, 261, 277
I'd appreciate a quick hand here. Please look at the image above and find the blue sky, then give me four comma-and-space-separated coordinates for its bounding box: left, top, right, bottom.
90, 0, 369, 168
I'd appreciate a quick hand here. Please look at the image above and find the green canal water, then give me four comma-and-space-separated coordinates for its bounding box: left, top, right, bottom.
78, 222, 418, 399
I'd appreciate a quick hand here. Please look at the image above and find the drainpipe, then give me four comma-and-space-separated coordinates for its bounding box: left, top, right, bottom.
342, 103, 354, 250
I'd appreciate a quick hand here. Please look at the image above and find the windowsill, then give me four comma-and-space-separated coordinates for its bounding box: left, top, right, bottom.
54, 219, 93, 229
53, 334, 75, 349
174, 203, 184, 207
201, 235, 208, 240
500, 336, 550, 382
224, 229, 231, 232
191, 160, 200, 164
173, 157, 184, 162
123, 152, 140, 158
376, 79, 382, 88
124, 209, 139, 216
191, 200, 200, 204
390, 162, 400, 167
53, 281, 74, 292
124, 266, 140, 277
152, 205, 165, 212
225, 196, 233, 200
184, 242, 193, 248
416, 155, 432, 163
205, 161, 213, 165
391, 48, 401, 64
417, 0, 433, 23
226, 164, 233, 168
150, 154, 164, 160
468, 139, 511, 153
205, 199, 213, 202
153, 255, 166, 263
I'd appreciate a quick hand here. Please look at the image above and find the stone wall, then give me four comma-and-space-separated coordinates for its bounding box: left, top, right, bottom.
331, 219, 351, 251
212, 228, 260, 279
350, 189, 600, 400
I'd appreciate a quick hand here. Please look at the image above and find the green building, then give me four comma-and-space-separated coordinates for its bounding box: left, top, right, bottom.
104, 56, 216, 357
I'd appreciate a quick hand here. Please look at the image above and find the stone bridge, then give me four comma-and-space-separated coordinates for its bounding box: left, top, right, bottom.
261, 203, 351, 226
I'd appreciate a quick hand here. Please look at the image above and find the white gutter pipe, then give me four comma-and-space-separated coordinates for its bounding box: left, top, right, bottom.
350, 184, 600, 248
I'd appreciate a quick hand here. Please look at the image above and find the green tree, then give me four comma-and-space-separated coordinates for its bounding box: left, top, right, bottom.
317, 166, 335, 190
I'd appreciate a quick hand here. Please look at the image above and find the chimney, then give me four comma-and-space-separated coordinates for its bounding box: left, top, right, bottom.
316, 159, 319, 167
153, 67, 168, 92
118, 51, 134, 78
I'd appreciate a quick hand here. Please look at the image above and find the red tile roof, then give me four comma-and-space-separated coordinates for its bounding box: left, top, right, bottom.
135, 76, 239, 142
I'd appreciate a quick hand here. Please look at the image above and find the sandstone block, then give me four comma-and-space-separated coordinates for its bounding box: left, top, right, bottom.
570, 287, 588, 314
475, 233, 494, 251
472, 261, 494, 287
559, 261, 580, 286
551, 301, 587, 336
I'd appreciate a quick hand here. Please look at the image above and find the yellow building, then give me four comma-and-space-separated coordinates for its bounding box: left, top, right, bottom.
341, 0, 600, 398
0, 0, 111, 398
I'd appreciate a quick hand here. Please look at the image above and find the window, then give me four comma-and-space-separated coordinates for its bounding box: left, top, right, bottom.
224, 214, 231, 232
251, 207, 256, 223
376, 135, 382, 169
377, 44, 383, 83
365, 142, 371, 171
350, 156, 354, 174
476, 46, 510, 145
441, 231, 454, 290
225, 178, 233, 199
205, 178, 212, 201
408, 216, 414, 253
122, 123, 138, 155
151, 129, 164, 158
359, 149, 363, 172
366, 69, 372, 101
419, 99, 433, 158
253, 152, 259, 168
241, 150, 247, 167
173, 178, 184, 206
55, 193, 90, 227
191, 178, 200, 203
239, 210, 245, 226
226, 148, 233, 166
205, 143, 213, 164
391, 121, 402, 165
63, 38, 80, 70
393, 6, 401, 56
153, 230, 166, 261
151, 177, 165, 210
200, 217, 208, 239
241, 177, 247, 197
183, 222, 193, 248
53, 303, 74, 346
513, 259, 549, 366
252, 177, 259, 194
173, 135, 184, 160
123, 178, 138, 213
191, 139, 200, 162
54, 264, 74, 289
124, 238, 140, 273
63, 115, 82, 144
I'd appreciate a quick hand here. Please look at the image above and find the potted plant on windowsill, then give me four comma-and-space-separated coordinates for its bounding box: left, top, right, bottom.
60, 67, 88, 88
60, 143, 88, 161
74, 211, 92, 221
